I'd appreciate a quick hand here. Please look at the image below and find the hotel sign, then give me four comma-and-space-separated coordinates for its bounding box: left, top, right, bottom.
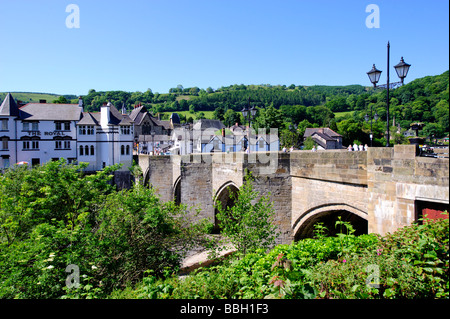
26, 131, 70, 137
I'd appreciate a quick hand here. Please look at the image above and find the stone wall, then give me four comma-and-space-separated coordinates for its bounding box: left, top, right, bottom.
290, 150, 368, 239
140, 154, 175, 203
247, 152, 293, 244
137, 145, 449, 244
367, 145, 449, 235
180, 154, 214, 223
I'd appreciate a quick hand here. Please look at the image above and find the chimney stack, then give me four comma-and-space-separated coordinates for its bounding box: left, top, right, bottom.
101, 102, 111, 126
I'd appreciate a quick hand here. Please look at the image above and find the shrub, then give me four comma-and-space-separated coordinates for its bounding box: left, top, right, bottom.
0, 161, 208, 299
307, 217, 449, 299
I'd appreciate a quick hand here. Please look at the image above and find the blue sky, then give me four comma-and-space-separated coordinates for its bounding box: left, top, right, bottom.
0, 0, 448, 95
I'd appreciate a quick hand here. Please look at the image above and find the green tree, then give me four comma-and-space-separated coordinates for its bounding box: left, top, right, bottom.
253, 104, 284, 132
0, 161, 209, 298
223, 109, 241, 127
303, 136, 316, 150
213, 173, 278, 256
53, 96, 68, 104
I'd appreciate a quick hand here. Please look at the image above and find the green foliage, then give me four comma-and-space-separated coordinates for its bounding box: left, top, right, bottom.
212, 173, 278, 256
303, 136, 316, 150
0, 161, 208, 298
308, 217, 449, 299
121, 217, 448, 299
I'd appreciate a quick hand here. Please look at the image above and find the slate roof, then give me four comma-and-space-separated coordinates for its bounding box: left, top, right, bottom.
19, 103, 82, 121
77, 112, 100, 125
304, 128, 342, 138
0, 93, 20, 116
192, 119, 225, 131
77, 104, 133, 126
129, 105, 168, 128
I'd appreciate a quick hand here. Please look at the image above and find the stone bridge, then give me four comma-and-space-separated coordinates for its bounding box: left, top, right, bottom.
136, 145, 449, 244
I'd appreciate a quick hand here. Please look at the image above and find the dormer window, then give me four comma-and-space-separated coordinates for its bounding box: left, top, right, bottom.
79, 125, 94, 135
121, 125, 131, 135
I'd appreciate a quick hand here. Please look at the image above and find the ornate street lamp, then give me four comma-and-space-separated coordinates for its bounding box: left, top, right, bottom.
394, 57, 411, 85
367, 64, 382, 88
366, 42, 411, 147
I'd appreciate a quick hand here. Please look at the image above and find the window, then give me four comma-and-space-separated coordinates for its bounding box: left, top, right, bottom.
79, 145, 84, 156
2, 156, 10, 168
55, 139, 70, 150
121, 145, 125, 155
126, 145, 130, 155
31, 158, 40, 166
121, 126, 131, 135
213, 139, 219, 150
23, 140, 30, 150
90, 145, 94, 155
85, 145, 89, 155
79, 125, 94, 135
1, 119, 8, 131
23, 122, 39, 131
55, 122, 70, 131
1, 137, 8, 150
32, 140, 39, 149
259, 139, 265, 149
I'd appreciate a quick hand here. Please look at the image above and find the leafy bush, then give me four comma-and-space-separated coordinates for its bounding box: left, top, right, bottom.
0, 161, 207, 299
212, 173, 278, 256
124, 217, 448, 299
307, 217, 449, 299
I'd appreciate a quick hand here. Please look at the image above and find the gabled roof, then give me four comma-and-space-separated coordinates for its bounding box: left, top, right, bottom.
0, 93, 20, 116
170, 113, 180, 124
19, 103, 82, 121
304, 127, 342, 138
77, 112, 100, 125
192, 119, 225, 131
129, 105, 147, 124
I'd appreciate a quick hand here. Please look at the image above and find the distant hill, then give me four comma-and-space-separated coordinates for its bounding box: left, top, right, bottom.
0, 92, 77, 104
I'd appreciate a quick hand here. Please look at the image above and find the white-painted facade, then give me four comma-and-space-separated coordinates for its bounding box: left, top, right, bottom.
0, 94, 134, 171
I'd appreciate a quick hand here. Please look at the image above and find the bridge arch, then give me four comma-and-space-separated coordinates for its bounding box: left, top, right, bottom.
212, 181, 240, 234
293, 204, 368, 241
173, 175, 182, 205
143, 167, 150, 187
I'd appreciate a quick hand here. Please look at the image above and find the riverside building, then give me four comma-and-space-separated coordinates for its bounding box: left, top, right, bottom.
0, 93, 134, 172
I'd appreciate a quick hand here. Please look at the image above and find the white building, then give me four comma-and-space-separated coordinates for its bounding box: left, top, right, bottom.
76, 102, 134, 171
0, 94, 133, 171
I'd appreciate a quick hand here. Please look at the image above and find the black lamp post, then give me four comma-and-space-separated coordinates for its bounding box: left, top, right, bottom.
241, 98, 257, 153
151, 130, 155, 154
367, 42, 411, 147
364, 102, 379, 147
